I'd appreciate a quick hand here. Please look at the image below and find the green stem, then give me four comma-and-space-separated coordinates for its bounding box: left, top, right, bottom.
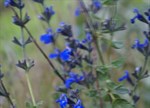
131, 56, 148, 105
0, 80, 15, 108
19, 8, 36, 106
23, 26, 65, 83
25, 73, 36, 107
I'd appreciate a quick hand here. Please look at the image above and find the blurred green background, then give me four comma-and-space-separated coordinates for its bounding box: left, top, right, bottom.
0, 0, 150, 108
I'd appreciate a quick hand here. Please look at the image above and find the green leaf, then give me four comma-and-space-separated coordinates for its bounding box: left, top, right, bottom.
86, 89, 99, 97
106, 80, 118, 90
101, 38, 123, 49
26, 101, 37, 108
102, 0, 118, 5
114, 86, 129, 94
104, 93, 120, 102
111, 57, 125, 68
96, 65, 110, 81
112, 41, 124, 49
112, 99, 134, 108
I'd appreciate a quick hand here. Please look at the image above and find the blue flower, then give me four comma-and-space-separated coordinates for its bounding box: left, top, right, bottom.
40, 6, 55, 22
4, 0, 24, 9
49, 48, 71, 61
132, 38, 150, 56
75, 7, 81, 16
56, 94, 68, 108
65, 72, 84, 88
40, 29, 54, 44
131, 8, 148, 24
118, 71, 134, 86
74, 100, 84, 108
91, 0, 102, 13
60, 49, 71, 61
56, 22, 73, 37
82, 32, 92, 43
118, 71, 129, 82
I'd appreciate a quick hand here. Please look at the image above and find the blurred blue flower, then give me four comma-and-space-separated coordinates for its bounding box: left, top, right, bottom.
75, 7, 81, 16
118, 71, 129, 82
56, 22, 73, 37
74, 100, 84, 108
82, 32, 92, 43
4, 0, 24, 9
131, 8, 148, 24
39, 6, 55, 22
132, 38, 150, 56
56, 94, 68, 108
65, 72, 84, 88
40, 29, 54, 44
118, 71, 134, 86
91, 0, 102, 13
49, 48, 71, 61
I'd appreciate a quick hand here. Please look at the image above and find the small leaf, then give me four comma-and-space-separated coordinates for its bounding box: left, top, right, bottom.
114, 86, 129, 94
12, 37, 22, 46
112, 99, 134, 108
24, 37, 32, 45
111, 57, 125, 68
112, 41, 124, 49
102, 0, 118, 5
96, 65, 110, 81
104, 93, 120, 102
26, 101, 37, 108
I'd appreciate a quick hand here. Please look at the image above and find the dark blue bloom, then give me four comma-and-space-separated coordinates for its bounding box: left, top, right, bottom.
49, 48, 71, 61
40, 29, 54, 44
132, 38, 150, 56
118, 71, 134, 86
82, 32, 92, 43
56, 22, 73, 37
130, 8, 148, 24
56, 94, 68, 108
118, 71, 129, 82
4, 0, 24, 9
39, 6, 55, 22
74, 100, 84, 108
60, 49, 71, 61
65, 72, 84, 88
75, 7, 81, 16
91, 0, 102, 13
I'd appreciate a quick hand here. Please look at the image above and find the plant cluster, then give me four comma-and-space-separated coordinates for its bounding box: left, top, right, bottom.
1, 0, 150, 108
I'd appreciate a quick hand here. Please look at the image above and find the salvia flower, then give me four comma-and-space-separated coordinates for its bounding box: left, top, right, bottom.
56, 94, 68, 108
39, 6, 55, 22
75, 7, 81, 16
40, 29, 54, 44
57, 22, 73, 37
74, 100, 84, 108
65, 72, 84, 88
90, 0, 102, 13
130, 8, 148, 24
49, 48, 72, 61
82, 32, 92, 44
132, 38, 150, 56
4, 0, 24, 9
118, 71, 134, 86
